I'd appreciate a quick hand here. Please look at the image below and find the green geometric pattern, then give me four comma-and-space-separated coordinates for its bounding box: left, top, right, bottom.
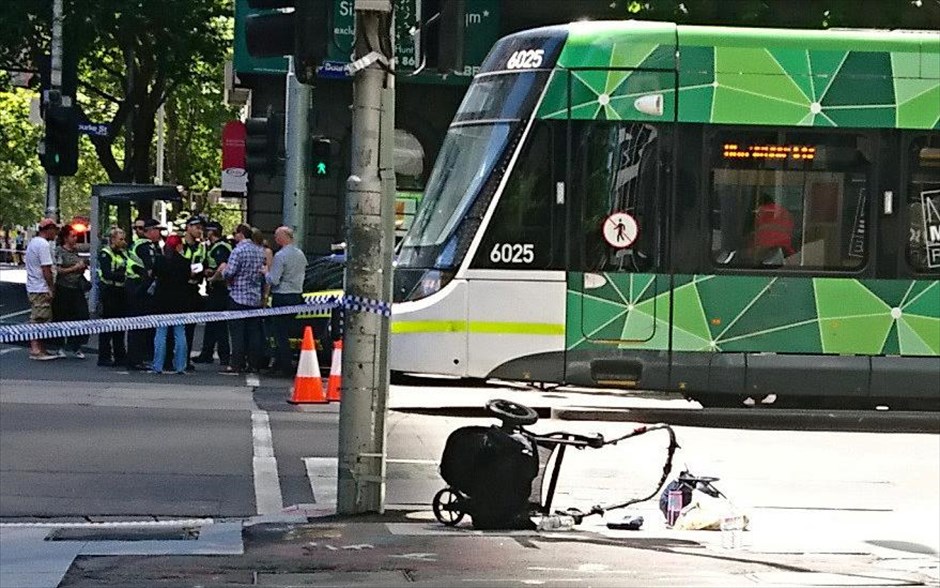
536, 22, 939, 129
567, 273, 940, 356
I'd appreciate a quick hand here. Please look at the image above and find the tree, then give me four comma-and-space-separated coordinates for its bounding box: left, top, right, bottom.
0, 0, 232, 184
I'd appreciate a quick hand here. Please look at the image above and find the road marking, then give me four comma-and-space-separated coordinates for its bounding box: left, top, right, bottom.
0, 346, 21, 355
0, 309, 30, 321
252, 410, 283, 515
386, 458, 438, 465
245, 373, 260, 387
304, 457, 338, 510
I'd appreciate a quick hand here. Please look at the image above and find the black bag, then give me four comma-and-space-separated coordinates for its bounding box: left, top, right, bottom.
440, 425, 539, 529
79, 276, 92, 292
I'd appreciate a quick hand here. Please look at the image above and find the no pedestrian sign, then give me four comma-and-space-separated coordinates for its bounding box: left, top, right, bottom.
602, 212, 639, 249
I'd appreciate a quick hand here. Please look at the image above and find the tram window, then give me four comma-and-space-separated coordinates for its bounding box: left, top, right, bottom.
473, 122, 562, 269
905, 135, 940, 273
572, 121, 660, 273
710, 131, 871, 270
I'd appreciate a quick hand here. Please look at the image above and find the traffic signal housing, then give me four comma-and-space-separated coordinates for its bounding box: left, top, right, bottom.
311, 137, 332, 178
421, 0, 466, 74
244, 0, 331, 84
245, 113, 284, 176
41, 103, 79, 176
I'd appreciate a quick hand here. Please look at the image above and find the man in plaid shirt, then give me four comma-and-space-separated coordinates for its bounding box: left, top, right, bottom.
219, 224, 266, 373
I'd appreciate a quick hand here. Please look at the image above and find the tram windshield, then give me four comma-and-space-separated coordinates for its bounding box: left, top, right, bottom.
395, 71, 550, 301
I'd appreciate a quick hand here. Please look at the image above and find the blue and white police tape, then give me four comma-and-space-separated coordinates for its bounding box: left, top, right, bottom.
0, 293, 392, 344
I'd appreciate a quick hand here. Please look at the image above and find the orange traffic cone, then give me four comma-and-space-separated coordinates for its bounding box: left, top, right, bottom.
288, 326, 327, 404
326, 340, 343, 402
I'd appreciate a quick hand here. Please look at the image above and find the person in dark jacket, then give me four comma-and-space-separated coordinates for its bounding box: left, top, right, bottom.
151, 234, 191, 374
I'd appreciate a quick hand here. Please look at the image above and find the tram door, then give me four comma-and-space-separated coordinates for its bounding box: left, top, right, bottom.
565, 69, 676, 358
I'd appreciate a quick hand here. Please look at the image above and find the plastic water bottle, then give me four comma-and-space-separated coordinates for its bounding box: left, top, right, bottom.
720, 510, 746, 550
537, 514, 576, 531
666, 489, 683, 527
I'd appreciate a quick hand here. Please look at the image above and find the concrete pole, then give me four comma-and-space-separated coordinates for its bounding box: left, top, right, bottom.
337, 1, 394, 515
153, 103, 167, 224
44, 0, 64, 221
283, 58, 310, 251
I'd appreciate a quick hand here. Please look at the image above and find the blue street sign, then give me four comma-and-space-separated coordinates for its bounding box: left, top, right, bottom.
316, 60, 350, 80
77, 122, 109, 137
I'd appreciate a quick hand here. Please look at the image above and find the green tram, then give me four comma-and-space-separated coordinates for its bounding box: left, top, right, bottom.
388, 21, 940, 409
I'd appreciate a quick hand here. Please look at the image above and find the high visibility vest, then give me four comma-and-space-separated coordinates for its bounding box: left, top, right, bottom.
125, 237, 148, 279
206, 240, 232, 270
182, 240, 206, 264
98, 246, 128, 286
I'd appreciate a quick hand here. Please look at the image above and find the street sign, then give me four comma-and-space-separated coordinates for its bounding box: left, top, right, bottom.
602, 212, 639, 249
77, 122, 109, 138
317, 60, 351, 80
330, 0, 499, 81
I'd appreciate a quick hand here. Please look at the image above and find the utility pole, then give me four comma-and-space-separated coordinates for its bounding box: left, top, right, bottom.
283, 57, 310, 251
44, 0, 65, 221
337, 0, 396, 515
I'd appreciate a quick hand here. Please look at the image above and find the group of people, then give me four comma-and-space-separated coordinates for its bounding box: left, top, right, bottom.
24, 216, 308, 377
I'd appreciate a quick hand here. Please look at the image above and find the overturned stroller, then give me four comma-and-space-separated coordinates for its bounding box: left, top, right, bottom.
433, 399, 679, 530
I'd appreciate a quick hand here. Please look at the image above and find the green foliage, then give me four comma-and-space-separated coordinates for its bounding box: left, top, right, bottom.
0, 85, 45, 227
0, 0, 237, 227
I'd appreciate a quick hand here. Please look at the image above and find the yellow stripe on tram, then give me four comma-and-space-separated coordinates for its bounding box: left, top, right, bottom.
391, 320, 564, 336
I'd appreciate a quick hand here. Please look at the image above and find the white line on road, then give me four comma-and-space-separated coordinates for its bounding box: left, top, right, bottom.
386, 458, 438, 465
252, 410, 284, 515
303, 457, 338, 510
0, 309, 30, 321
245, 373, 260, 387
0, 346, 22, 355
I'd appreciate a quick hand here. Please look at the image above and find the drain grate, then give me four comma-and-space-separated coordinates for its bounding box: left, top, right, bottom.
46, 527, 199, 542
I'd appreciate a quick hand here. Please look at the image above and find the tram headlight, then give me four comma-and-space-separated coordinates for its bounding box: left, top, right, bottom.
400, 269, 454, 302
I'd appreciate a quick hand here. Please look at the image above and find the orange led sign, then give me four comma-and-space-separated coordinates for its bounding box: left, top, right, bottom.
722, 143, 816, 161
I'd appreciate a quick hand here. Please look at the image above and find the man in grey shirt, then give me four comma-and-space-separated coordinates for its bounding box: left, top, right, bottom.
263, 226, 308, 376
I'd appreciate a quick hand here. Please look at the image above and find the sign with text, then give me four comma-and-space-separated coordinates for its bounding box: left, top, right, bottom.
221, 120, 248, 195
328, 0, 500, 82
922, 190, 940, 269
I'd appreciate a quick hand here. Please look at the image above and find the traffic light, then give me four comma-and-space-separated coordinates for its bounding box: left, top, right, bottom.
244, 0, 331, 84
245, 113, 284, 176
41, 103, 79, 176
311, 137, 332, 178
421, 0, 466, 74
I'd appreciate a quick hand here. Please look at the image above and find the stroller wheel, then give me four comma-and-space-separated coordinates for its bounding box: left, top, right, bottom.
486, 399, 539, 426
432, 487, 465, 526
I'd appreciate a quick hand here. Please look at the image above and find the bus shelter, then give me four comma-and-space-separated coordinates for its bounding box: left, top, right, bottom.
89, 184, 181, 314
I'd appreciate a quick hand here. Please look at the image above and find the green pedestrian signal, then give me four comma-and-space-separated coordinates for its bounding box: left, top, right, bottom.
312, 137, 332, 178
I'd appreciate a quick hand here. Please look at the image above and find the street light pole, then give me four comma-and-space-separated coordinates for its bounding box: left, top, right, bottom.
44, 0, 65, 221
337, 0, 395, 515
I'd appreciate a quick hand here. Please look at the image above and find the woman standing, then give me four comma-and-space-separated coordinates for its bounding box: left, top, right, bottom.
53, 225, 90, 358
151, 234, 191, 374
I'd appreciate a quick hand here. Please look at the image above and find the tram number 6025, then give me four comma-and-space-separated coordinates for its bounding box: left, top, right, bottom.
490, 243, 535, 264
506, 49, 544, 69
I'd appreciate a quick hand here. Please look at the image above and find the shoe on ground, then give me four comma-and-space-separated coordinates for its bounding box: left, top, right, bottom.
29, 353, 58, 361
185, 363, 196, 372
191, 355, 214, 364
74, 350, 86, 360
127, 362, 150, 371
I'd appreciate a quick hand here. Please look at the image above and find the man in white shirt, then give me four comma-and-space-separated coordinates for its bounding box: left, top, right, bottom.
25, 218, 60, 360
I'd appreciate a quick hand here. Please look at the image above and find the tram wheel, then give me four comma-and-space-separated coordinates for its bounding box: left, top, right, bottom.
432, 487, 465, 527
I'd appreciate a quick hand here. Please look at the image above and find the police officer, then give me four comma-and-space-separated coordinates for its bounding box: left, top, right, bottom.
194, 221, 232, 364
125, 218, 163, 370
97, 227, 129, 367
180, 216, 206, 370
